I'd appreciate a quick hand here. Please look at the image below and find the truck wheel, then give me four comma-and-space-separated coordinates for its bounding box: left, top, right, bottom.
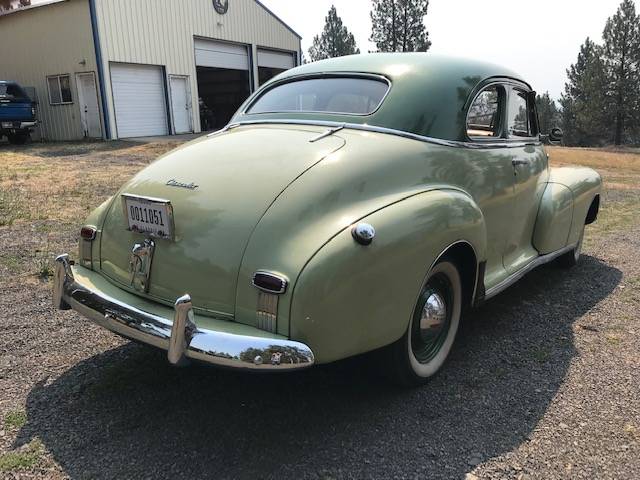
8, 133, 28, 145
557, 226, 584, 268
384, 259, 462, 386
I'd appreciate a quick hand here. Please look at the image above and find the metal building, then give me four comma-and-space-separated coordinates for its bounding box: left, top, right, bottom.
0, 0, 301, 140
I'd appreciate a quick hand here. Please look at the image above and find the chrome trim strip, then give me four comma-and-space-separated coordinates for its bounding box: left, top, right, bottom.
309, 124, 345, 143
54, 255, 315, 371
256, 291, 278, 334
223, 119, 541, 150
484, 244, 575, 300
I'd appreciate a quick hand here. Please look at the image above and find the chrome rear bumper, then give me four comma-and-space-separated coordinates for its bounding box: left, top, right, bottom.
53, 254, 314, 371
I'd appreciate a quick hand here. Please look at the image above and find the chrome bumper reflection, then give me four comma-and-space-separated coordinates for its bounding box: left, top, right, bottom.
53, 254, 315, 371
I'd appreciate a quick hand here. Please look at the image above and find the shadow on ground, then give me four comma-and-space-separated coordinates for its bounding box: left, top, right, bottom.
16, 256, 621, 479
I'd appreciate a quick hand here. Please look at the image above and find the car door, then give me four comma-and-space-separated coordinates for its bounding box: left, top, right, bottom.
462, 83, 517, 290
503, 86, 549, 273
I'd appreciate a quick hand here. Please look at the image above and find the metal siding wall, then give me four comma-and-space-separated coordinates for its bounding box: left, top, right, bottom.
0, 0, 99, 140
94, 0, 300, 137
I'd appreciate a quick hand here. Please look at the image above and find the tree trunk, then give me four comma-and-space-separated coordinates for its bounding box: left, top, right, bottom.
402, 2, 408, 52
391, 0, 397, 52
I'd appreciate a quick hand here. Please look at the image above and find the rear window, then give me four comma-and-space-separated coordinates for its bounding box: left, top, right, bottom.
246, 77, 389, 115
0, 83, 28, 101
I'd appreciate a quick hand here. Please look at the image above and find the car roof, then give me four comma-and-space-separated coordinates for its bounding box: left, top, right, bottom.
236, 53, 530, 142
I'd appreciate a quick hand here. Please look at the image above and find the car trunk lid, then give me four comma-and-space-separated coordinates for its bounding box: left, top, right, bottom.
99, 125, 345, 317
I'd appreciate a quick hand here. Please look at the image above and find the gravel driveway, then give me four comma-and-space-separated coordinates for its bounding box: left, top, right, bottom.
0, 142, 638, 479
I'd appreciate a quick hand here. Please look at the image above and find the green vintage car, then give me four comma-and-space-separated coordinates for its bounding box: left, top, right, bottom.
54, 54, 601, 385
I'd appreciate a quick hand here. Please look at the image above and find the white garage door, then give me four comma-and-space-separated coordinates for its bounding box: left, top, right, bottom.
195, 39, 249, 70
111, 63, 168, 138
257, 49, 296, 70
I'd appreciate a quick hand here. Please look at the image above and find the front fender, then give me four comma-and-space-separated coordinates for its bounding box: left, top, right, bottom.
289, 189, 486, 364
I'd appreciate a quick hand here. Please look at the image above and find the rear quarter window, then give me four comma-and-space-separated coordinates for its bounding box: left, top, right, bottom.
247, 77, 390, 115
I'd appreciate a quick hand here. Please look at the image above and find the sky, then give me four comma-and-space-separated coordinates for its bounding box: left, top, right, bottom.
260, 0, 626, 100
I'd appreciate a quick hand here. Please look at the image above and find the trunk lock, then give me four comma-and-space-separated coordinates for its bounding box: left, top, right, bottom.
129, 239, 155, 293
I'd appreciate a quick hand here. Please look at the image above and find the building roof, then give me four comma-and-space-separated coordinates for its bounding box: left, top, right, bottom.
0, 0, 66, 17
1, 0, 302, 42
235, 53, 530, 142
253, 0, 301, 40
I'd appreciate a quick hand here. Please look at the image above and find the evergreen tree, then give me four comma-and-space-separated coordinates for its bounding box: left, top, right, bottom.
602, 0, 640, 145
370, 0, 431, 52
535, 92, 560, 135
560, 38, 610, 146
308, 5, 360, 62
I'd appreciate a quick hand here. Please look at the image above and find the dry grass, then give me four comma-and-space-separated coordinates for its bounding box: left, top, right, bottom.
548, 146, 640, 174
0, 141, 181, 280
548, 146, 640, 245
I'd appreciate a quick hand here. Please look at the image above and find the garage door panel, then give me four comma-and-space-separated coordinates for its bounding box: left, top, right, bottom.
195, 39, 249, 71
111, 63, 168, 138
257, 49, 296, 70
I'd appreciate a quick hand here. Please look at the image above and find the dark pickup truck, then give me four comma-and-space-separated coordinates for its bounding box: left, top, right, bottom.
0, 81, 37, 145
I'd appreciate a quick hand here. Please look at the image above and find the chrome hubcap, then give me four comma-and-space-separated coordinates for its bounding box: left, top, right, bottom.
411, 274, 452, 364
419, 292, 447, 341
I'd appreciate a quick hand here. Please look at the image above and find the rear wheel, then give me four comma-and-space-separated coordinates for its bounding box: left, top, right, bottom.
557, 226, 584, 268
385, 260, 462, 386
8, 133, 28, 145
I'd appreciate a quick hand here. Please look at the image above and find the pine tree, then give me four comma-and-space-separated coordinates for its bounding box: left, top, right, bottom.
535, 92, 560, 135
308, 5, 360, 62
602, 0, 640, 145
560, 38, 610, 146
370, 0, 431, 53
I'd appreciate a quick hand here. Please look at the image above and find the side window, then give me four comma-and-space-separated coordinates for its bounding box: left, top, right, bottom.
507, 89, 535, 137
467, 86, 503, 138
47, 74, 73, 105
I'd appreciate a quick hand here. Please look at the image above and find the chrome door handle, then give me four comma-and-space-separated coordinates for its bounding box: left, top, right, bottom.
512, 159, 530, 166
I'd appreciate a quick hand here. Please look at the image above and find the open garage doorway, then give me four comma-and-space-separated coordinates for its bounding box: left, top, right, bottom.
194, 38, 251, 132
196, 66, 250, 131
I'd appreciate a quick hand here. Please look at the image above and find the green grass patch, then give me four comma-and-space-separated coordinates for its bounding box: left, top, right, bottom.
0, 254, 24, 274
0, 439, 42, 472
4, 410, 27, 429
584, 196, 640, 248
0, 187, 24, 226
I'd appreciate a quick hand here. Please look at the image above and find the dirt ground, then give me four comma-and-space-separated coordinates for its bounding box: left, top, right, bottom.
0, 141, 638, 479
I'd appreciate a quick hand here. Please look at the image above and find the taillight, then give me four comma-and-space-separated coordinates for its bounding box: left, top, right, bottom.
80, 226, 96, 240
79, 226, 97, 269
252, 271, 288, 334
252, 271, 288, 294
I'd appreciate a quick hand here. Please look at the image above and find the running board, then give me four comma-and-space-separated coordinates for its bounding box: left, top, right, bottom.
484, 244, 576, 300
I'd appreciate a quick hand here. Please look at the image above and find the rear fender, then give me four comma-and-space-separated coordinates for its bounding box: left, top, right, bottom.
289, 189, 486, 364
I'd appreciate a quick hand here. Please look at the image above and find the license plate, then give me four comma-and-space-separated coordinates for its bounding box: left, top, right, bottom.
1, 122, 12, 128
122, 194, 174, 240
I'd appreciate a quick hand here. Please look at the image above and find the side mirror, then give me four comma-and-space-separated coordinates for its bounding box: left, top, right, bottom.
549, 127, 563, 144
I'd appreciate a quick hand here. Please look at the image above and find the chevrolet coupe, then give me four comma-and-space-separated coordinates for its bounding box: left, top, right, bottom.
54, 54, 601, 385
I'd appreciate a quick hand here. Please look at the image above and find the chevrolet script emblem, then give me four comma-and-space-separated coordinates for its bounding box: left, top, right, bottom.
129, 239, 155, 293
166, 179, 199, 190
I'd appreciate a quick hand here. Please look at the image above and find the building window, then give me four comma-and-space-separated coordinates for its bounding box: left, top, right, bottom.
47, 75, 72, 105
